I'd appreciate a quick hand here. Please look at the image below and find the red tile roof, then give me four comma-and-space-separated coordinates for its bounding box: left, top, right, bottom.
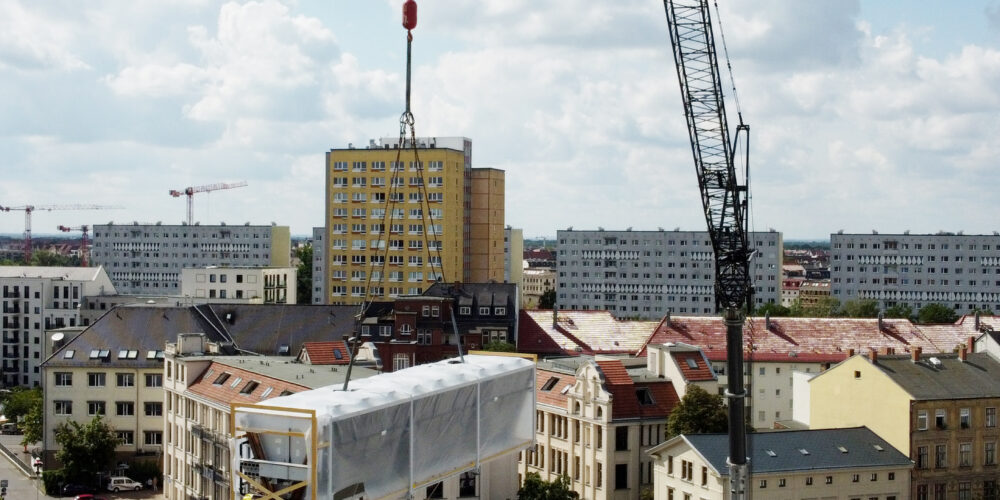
596, 359, 678, 420
535, 368, 577, 408
187, 361, 310, 406
671, 351, 715, 381
299, 341, 351, 365
519, 310, 659, 356
518, 310, 572, 356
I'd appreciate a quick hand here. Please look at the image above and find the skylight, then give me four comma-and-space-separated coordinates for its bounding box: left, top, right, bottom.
146, 351, 157, 359
260, 387, 274, 399
333, 349, 343, 360
798, 448, 810, 455
766, 450, 777, 457
560, 385, 571, 395
89, 349, 100, 359
278, 344, 290, 355
685, 358, 698, 369
63, 349, 75, 359
127, 350, 138, 359
636, 388, 654, 406
99, 350, 110, 359
118, 349, 129, 359
873, 444, 884, 452
240, 381, 260, 395
213, 373, 231, 386
230, 376, 243, 388
541, 377, 559, 391
838, 446, 848, 453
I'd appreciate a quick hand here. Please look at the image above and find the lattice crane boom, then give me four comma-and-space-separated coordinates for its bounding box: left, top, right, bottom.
169, 181, 248, 226
663, 1, 753, 497
57, 225, 91, 267
0, 204, 121, 263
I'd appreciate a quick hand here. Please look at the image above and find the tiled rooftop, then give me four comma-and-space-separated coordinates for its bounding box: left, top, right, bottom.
519, 310, 659, 355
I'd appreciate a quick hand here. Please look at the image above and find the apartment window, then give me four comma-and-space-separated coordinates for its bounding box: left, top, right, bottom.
988, 407, 997, 427
54, 400, 72, 415
960, 442, 973, 467
144, 402, 163, 416
985, 480, 998, 500
959, 482, 971, 500
825, 476, 833, 484
985, 441, 996, 466
759, 480, 767, 489
54, 372, 72, 386
615, 427, 628, 451
667, 456, 673, 475
88, 401, 106, 416
917, 446, 928, 468
614, 463, 627, 490
852, 474, 860, 482
116, 401, 134, 416
936, 409, 947, 428
961, 408, 971, 428
88, 372, 106, 387
116, 373, 134, 387
701, 466, 708, 486
145, 373, 162, 387
778, 478, 786, 487
917, 410, 928, 430
117, 430, 135, 445
144, 431, 163, 446
935, 444, 947, 468
805, 476, 813, 486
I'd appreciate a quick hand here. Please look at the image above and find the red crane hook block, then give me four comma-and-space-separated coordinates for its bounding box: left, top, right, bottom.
402, 0, 417, 31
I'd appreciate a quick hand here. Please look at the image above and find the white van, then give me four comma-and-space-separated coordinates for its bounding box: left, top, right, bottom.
107, 476, 143, 492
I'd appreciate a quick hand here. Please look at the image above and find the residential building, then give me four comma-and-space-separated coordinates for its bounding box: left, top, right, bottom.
311, 226, 326, 304
505, 226, 524, 285
798, 279, 831, 306
162, 333, 380, 500
780, 278, 803, 307
519, 355, 682, 500
90, 223, 291, 295
323, 137, 506, 305
555, 229, 782, 319
1, 266, 116, 387
522, 268, 556, 308
41, 303, 357, 466
810, 349, 1000, 499
180, 266, 296, 304
830, 232, 1000, 314
648, 427, 912, 500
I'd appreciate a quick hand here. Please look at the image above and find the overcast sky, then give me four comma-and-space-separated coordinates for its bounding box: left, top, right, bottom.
3, 0, 1000, 240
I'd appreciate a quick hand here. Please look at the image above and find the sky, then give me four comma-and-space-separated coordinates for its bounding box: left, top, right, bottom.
3, 0, 1000, 241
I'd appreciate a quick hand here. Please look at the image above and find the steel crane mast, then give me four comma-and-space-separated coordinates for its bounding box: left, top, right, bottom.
57, 225, 91, 267
662, 0, 753, 497
169, 181, 248, 226
0, 204, 121, 263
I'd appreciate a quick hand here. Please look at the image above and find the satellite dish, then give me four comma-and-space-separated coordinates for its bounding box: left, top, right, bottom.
51, 333, 65, 343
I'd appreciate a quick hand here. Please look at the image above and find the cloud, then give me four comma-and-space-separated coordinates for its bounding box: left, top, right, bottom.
0, 0, 89, 72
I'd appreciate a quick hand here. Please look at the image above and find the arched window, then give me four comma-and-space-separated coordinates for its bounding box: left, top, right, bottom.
574, 402, 581, 414
400, 324, 413, 335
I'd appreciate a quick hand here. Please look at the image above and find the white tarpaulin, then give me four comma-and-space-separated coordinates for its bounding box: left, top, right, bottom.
232, 354, 536, 500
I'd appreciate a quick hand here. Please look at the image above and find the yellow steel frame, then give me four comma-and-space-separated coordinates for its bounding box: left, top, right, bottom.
230, 403, 319, 500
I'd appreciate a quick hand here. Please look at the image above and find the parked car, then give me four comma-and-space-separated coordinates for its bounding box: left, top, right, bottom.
61, 483, 94, 496
106, 476, 143, 492
0, 422, 20, 434
74, 495, 108, 500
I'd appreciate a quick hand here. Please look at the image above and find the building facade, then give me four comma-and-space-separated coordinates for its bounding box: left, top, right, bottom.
322, 137, 505, 305
505, 227, 524, 286
91, 223, 291, 295
830, 232, 1000, 313
522, 268, 556, 308
2, 266, 116, 387
311, 226, 326, 304
555, 229, 782, 319
180, 266, 296, 304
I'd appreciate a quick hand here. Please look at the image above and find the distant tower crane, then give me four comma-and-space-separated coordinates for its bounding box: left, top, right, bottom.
0, 204, 121, 263
57, 225, 91, 267
169, 181, 248, 226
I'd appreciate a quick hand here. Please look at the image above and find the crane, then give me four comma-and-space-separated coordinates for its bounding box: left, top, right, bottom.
168, 181, 248, 226
663, 1, 753, 497
56, 225, 91, 267
0, 204, 121, 264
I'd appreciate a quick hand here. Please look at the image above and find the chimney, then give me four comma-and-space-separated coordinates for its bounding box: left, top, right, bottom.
552, 303, 558, 329
665, 311, 672, 327
911, 346, 922, 363
877, 311, 884, 332
765, 312, 771, 331
975, 311, 981, 331
968, 336, 977, 354
870, 347, 878, 364
848, 348, 855, 357
959, 346, 968, 362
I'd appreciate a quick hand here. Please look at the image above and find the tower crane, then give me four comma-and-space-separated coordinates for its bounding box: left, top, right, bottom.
56, 225, 91, 267
168, 181, 248, 226
663, 1, 754, 497
0, 204, 122, 264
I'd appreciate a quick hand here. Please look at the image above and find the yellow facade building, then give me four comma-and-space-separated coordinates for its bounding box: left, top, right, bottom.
323, 137, 504, 305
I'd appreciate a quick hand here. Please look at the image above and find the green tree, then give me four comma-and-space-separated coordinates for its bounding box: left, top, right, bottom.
30, 250, 76, 267
884, 303, 913, 320
54, 416, 121, 483
789, 296, 841, 318
666, 385, 729, 439
754, 302, 790, 317
841, 299, 880, 318
1, 387, 41, 423
483, 340, 515, 352
917, 303, 959, 324
20, 395, 43, 452
518, 472, 579, 500
538, 289, 556, 310
295, 244, 313, 304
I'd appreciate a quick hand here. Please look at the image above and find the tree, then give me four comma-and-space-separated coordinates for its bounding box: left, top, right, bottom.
483, 340, 515, 352
54, 416, 121, 483
538, 289, 556, 310
666, 385, 728, 439
754, 302, 790, 317
517, 472, 579, 500
917, 303, 959, 324
295, 244, 313, 304
789, 296, 841, 318
21, 399, 43, 451
841, 299, 880, 318
0, 387, 41, 424
30, 250, 77, 267
884, 303, 913, 320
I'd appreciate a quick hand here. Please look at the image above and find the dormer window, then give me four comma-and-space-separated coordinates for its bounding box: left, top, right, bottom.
422, 306, 430, 317
494, 307, 506, 316
685, 358, 698, 369
479, 306, 490, 315
636, 388, 654, 406
400, 324, 413, 335
460, 306, 471, 315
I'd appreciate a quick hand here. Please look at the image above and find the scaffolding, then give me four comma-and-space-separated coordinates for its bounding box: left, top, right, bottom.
230, 354, 536, 500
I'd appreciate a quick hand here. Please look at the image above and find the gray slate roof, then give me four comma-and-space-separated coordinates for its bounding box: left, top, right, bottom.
874, 352, 1000, 400
43, 304, 358, 369
680, 427, 911, 476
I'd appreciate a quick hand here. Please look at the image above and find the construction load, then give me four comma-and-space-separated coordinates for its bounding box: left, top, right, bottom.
231, 354, 536, 500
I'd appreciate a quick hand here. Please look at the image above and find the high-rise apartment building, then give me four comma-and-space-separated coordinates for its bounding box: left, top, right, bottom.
91, 223, 291, 295
322, 137, 504, 305
830, 232, 1000, 313
555, 229, 782, 318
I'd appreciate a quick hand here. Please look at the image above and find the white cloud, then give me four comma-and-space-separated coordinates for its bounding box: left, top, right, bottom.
0, 0, 89, 72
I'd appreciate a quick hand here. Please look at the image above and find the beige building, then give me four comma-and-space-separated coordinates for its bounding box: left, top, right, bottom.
522, 267, 555, 308
323, 137, 505, 305
648, 427, 912, 500
504, 227, 524, 286
798, 279, 831, 306
810, 348, 1000, 499
180, 266, 297, 304
520, 344, 719, 499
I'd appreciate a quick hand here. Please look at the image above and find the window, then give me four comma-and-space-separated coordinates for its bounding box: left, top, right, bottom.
541, 377, 559, 391
986, 441, 996, 466
936, 409, 947, 428
88, 372, 106, 387
116, 373, 134, 387
917, 446, 928, 468
825, 476, 833, 484
759, 480, 767, 489
959, 482, 972, 500
852, 474, 860, 482
212, 373, 230, 386
88, 401, 106, 416
144, 402, 163, 416
54, 400, 72, 415
615, 427, 628, 451
778, 478, 786, 487
988, 407, 997, 428
701, 466, 708, 486
144, 431, 163, 446
116, 401, 134, 416
636, 388, 654, 405
614, 463, 628, 490
480, 306, 490, 315
960, 442, 972, 466
240, 381, 260, 395
961, 408, 971, 428
935, 444, 947, 468
54, 372, 72, 386
117, 430, 134, 445
917, 410, 928, 430
805, 476, 813, 485
145, 373, 162, 387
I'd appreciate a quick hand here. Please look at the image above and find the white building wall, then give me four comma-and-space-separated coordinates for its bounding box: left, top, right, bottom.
791, 370, 817, 426
710, 360, 824, 430
180, 267, 296, 304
